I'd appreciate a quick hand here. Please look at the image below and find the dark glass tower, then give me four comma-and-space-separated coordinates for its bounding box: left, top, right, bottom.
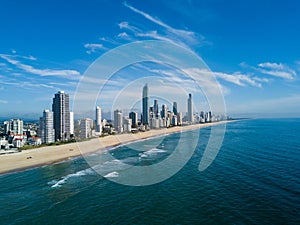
173, 101, 178, 115
154, 99, 159, 118
187, 93, 193, 123
52, 91, 70, 141
142, 84, 149, 125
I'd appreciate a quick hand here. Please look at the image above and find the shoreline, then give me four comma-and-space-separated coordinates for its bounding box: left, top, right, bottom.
0, 120, 236, 176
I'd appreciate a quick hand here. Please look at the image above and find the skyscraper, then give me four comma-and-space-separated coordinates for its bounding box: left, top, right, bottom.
52, 91, 70, 141
95, 106, 102, 134
80, 118, 92, 139
70, 112, 74, 136
142, 84, 149, 125
39, 110, 55, 144
173, 102, 178, 115
161, 104, 167, 119
129, 111, 138, 128
154, 99, 159, 118
187, 93, 193, 123
114, 109, 123, 133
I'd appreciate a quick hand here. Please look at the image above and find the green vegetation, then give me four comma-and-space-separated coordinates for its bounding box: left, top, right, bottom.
20, 139, 77, 150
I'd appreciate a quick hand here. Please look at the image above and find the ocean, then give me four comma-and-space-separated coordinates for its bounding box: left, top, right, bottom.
0, 119, 299, 225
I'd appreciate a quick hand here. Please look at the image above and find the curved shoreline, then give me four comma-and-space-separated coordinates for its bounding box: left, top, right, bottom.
0, 120, 235, 176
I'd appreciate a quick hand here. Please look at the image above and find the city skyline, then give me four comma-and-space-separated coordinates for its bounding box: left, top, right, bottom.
0, 1, 299, 118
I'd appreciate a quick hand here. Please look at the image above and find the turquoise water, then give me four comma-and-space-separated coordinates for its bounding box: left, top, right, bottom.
0, 119, 299, 224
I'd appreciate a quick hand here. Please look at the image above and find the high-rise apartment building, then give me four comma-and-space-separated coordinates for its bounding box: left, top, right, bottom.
161, 104, 167, 119
52, 91, 70, 141
95, 106, 102, 134
114, 109, 123, 133
154, 99, 159, 118
129, 111, 138, 128
80, 118, 92, 139
39, 110, 55, 143
70, 112, 74, 136
4, 119, 23, 135
173, 102, 178, 115
187, 93, 193, 123
142, 84, 149, 125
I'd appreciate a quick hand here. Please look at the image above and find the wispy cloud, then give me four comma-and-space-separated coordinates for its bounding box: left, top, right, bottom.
257, 62, 296, 80
0, 79, 56, 90
0, 99, 8, 104
174, 67, 264, 88
0, 54, 80, 80
84, 43, 107, 54
210, 71, 263, 87
241, 61, 297, 80
122, 2, 204, 47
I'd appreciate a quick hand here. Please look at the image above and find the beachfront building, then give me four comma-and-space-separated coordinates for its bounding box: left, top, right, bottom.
80, 118, 93, 139
187, 93, 193, 123
95, 106, 102, 135
129, 111, 138, 128
70, 112, 74, 136
123, 117, 132, 133
173, 102, 178, 116
114, 109, 123, 133
142, 84, 149, 126
150, 117, 160, 129
177, 112, 183, 126
205, 111, 212, 123
161, 104, 167, 119
52, 91, 70, 141
38, 110, 55, 144
4, 119, 24, 135
154, 99, 159, 118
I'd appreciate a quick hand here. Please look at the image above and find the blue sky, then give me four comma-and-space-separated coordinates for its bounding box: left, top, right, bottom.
0, 0, 299, 119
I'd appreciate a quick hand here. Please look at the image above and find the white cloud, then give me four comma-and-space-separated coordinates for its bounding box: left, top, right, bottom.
117, 32, 135, 41
0, 54, 80, 80
98, 37, 122, 46
118, 21, 129, 29
0, 79, 56, 90
0, 99, 8, 104
257, 62, 296, 80
84, 43, 107, 54
122, 2, 203, 47
183, 68, 263, 88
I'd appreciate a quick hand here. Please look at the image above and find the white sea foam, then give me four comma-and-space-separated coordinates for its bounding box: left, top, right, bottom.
104, 171, 119, 178
139, 148, 167, 158
49, 168, 95, 188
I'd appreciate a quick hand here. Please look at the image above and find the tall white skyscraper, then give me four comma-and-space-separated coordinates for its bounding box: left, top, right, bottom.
70, 112, 74, 136
39, 110, 55, 144
114, 109, 123, 133
187, 93, 193, 123
95, 106, 102, 134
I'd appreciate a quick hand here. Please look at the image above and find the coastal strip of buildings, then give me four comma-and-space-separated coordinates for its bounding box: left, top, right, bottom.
0, 84, 228, 150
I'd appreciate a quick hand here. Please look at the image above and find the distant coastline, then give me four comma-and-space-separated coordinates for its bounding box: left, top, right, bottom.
0, 120, 237, 175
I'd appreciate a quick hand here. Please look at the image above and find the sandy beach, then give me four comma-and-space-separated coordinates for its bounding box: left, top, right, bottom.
0, 121, 231, 175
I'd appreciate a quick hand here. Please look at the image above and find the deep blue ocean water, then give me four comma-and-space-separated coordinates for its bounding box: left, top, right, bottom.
0, 119, 299, 225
